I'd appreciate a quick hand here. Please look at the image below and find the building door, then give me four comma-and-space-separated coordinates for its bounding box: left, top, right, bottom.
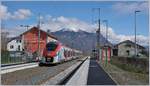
126, 50, 130, 56
113, 49, 118, 56
18, 45, 20, 51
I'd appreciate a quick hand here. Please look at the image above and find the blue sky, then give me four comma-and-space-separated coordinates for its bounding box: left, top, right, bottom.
1, 1, 149, 45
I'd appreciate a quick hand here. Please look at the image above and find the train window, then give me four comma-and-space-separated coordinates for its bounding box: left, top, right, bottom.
64, 50, 67, 57
68, 51, 70, 57
46, 42, 58, 51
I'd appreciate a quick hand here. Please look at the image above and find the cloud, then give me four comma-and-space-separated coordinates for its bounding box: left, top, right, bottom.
110, 34, 149, 46
112, 2, 148, 15
1, 26, 27, 37
0, 4, 7, 19
41, 15, 149, 45
3, 15, 149, 46
41, 15, 96, 33
0, 4, 32, 20
11, 9, 32, 20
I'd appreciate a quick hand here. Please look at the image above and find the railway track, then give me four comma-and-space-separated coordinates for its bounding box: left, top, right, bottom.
1, 56, 87, 85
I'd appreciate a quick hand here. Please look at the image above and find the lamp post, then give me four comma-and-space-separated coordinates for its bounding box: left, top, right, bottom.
94, 8, 101, 61
102, 20, 108, 66
20, 25, 30, 62
37, 14, 45, 60
102, 20, 108, 45
92, 8, 102, 61
134, 10, 140, 57
37, 14, 42, 60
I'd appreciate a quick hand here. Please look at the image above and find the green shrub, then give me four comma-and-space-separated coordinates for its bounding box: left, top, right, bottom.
110, 56, 148, 74
1, 50, 11, 64
1, 51, 23, 64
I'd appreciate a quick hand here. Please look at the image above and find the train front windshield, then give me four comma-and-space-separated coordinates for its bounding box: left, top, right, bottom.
46, 42, 58, 51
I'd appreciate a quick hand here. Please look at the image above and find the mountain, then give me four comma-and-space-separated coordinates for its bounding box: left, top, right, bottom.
51, 29, 112, 54
60, 27, 80, 32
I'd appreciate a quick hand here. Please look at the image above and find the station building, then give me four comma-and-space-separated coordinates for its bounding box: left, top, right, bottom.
7, 26, 58, 57
101, 45, 112, 62
93, 43, 113, 62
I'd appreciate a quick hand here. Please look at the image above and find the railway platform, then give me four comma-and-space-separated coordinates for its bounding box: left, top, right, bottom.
87, 58, 116, 85
66, 57, 116, 85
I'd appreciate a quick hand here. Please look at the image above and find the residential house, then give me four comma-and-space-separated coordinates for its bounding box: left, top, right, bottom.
7, 36, 22, 51
20, 26, 57, 55
7, 26, 58, 57
113, 40, 146, 57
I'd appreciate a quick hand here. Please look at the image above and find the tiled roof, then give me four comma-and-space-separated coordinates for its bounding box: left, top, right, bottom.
7, 36, 21, 43
20, 26, 57, 40
114, 40, 145, 49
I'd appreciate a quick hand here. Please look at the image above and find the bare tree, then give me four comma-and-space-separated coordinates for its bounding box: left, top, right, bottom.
1, 23, 9, 51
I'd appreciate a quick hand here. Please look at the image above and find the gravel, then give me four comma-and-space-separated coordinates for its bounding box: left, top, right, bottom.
1, 58, 82, 85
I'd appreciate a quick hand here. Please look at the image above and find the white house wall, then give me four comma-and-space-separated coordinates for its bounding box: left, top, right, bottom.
118, 43, 142, 57
7, 39, 23, 51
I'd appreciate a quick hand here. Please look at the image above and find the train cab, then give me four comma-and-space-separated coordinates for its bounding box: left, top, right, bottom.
39, 42, 61, 65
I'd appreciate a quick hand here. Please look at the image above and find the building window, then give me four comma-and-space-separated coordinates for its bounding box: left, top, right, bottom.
10, 45, 14, 49
126, 50, 130, 56
16, 40, 21, 43
18, 45, 20, 51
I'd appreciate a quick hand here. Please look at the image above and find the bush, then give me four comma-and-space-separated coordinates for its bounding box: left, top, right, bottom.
1, 50, 23, 64
110, 56, 149, 74
1, 50, 11, 64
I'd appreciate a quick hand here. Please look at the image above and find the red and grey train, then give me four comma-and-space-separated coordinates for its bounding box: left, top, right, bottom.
39, 41, 82, 65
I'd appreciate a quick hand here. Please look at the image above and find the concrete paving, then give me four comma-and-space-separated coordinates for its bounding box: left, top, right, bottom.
66, 56, 90, 85
87, 59, 116, 85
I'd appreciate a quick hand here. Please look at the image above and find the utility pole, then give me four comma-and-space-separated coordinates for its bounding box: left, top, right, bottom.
102, 20, 108, 45
134, 10, 140, 57
20, 25, 30, 61
106, 21, 108, 44
94, 8, 101, 61
103, 20, 108, 66
20, 25, 30, 51
37, 14, 41, 60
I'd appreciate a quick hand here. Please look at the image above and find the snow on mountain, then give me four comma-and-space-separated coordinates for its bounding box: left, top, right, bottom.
56, 27, 96, 33
60, 27, 80, 32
